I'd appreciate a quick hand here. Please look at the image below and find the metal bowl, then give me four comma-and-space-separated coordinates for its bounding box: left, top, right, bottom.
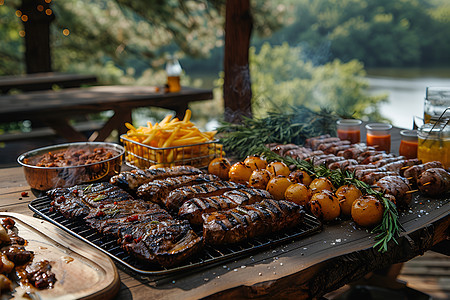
17, 142, 124, 191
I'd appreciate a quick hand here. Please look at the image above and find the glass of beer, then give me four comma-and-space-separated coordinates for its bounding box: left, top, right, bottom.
336, 119, 362, 144
365, 123, 393, 153
424, 86, 450, 123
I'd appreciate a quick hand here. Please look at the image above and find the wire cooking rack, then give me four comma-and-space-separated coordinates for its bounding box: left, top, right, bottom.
121, 135, 222, 170
29, 196, 322, 276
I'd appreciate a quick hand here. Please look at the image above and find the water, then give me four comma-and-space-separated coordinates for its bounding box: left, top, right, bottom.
367, 68, 450, 129
190, 68, 450, 130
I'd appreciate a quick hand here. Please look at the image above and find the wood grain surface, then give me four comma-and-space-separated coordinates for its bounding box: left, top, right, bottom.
0, 166, 448, 299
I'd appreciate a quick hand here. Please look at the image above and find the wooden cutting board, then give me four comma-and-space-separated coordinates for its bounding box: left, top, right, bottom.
0, 212, 120, 300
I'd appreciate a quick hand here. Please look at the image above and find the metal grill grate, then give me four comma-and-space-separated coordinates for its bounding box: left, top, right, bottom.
29, 196, 322, 276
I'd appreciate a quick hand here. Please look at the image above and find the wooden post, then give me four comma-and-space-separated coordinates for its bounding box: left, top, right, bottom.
20, 0, 55, 74
223, 0, 253, 124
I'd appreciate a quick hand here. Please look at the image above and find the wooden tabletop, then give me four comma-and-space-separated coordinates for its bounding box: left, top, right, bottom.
0, 85, 213, 142
1, 167, 448, 299
0, 72, 97, 93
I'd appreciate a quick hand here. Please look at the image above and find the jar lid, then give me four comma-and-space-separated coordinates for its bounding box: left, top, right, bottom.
400, 129, 418, 141
425, 86, 450, 101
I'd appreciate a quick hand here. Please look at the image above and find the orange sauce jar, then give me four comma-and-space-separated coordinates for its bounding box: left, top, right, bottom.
399, 130, 418, 159
365, 123, 392, 153
336, 119, 362, 144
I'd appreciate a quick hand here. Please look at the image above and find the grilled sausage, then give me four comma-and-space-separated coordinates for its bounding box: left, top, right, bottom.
404, 161, 444, 185
375, 176, 412, 207
417, 168, 450, 197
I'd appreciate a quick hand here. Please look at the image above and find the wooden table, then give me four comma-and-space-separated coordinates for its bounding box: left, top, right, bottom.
0, 140, 448, 299
0, 85, 213, 142
0, 72, 97, 94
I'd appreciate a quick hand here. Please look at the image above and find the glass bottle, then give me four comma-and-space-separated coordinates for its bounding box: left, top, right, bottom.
165, 56, 182, 93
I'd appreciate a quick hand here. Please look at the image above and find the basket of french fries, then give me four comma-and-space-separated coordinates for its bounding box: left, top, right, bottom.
121, 110, 223, 169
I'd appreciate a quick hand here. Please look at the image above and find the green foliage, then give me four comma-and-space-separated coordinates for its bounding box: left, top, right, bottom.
255, 0, 450, 67
0, 5, 24, 75
249, 43, 388, 121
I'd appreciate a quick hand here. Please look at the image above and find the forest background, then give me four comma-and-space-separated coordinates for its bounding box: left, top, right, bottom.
1, 0, 450, 132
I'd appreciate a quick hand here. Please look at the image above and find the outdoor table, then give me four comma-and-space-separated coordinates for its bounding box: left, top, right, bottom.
0, 85, 213, 142
0, 72, 98, 94
0, 128, 448, 299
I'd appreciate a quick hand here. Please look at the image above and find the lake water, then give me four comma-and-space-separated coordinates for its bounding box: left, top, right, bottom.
190, 68, 450, 130
367, 74, 450, 129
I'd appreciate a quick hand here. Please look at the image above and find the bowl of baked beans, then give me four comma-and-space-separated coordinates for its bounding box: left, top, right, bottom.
17, 142, 124, 191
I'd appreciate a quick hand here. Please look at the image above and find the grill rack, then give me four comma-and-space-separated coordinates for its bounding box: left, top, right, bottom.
29, 196, 322, 276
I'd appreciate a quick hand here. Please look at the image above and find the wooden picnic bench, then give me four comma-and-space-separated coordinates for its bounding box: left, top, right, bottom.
0, 72, 97, 94
0, 85, 213, 142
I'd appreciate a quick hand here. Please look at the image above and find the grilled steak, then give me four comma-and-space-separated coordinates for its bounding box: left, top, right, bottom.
48, 182, 134, 219
48, 182, 203, 267
203, 199, 304, 245
120, 218, 203, 267
109, 166, 203, 192
164, 180, 242, 212
178, 188, 273, 225
136, 173, 219, 205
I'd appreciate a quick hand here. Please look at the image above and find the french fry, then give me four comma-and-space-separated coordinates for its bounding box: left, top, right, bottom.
123, 109, 220, 168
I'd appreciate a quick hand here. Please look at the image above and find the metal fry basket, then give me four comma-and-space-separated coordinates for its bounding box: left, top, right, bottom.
121, 134, 223, 169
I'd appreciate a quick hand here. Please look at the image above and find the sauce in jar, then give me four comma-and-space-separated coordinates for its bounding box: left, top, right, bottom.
336, 119, 362, 144
399, 130, 418, 159
417, 123, 450, 168
365, 123, 392, 153
337, 129, 360, 144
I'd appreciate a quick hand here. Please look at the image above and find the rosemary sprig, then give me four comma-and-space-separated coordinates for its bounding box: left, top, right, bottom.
259, 146, 403, 253
217, 106, 339, 160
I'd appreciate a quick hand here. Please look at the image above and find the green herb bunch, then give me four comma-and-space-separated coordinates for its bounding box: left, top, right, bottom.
217, 106, 339, 160
259, 147, 403, 253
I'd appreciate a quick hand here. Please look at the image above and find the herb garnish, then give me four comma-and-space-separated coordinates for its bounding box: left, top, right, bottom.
217, 106, 339, 160
259, 146, 403, 253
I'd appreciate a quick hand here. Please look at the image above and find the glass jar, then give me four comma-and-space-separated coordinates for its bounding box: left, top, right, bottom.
336, 119, 362, 144
365, 123, 392, 153
424, 86, 450, 123
399, 129, 418, 159
417, 123, 450, 168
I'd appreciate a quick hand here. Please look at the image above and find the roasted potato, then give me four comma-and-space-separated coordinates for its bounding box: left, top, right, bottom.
229, 162, 253, 185
284, 183, 311, 206
208, 157, 231, 181
309, 177, 335, 194
266, 176, 292, 200
249, 169, 272, 189
288, 170, 313, 186
309, 190, 341, 221
335, 184, 362, 216
266, 161, 290, 177
244, 155, 268, 171
351, 195, 384, 227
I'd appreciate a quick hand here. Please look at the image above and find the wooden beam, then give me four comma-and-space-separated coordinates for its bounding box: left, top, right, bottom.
223, 0, 253, 124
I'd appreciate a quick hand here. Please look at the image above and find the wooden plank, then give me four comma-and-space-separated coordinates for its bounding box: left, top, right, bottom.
0, 72, 97, 93
0, 166, 448, 300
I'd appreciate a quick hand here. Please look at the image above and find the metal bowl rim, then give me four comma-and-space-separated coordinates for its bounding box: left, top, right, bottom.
17, 142, 125, 170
